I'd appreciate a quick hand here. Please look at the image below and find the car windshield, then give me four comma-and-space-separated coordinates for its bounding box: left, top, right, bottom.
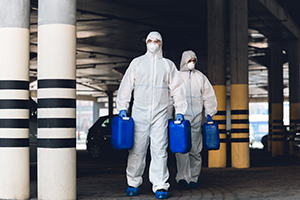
88, 115, 117, 133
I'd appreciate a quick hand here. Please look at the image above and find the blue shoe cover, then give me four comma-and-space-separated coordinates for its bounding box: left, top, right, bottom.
127, 186, 138, 196
155, 190, 168, 199
189, 182, 197, 189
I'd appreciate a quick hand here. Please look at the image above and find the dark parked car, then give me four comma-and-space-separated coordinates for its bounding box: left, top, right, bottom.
86, 115, 128, 159
85, 115, 178, 164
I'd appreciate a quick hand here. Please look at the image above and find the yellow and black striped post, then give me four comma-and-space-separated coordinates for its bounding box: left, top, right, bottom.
207, 0, 227, 168
209, 86, 227, 167
288, 40, 300, 155
272, 104, 284, 156
229, 0, 249, 168
289, 103, 299, 155
269, 41, 284, 157
231, 85, 249, 168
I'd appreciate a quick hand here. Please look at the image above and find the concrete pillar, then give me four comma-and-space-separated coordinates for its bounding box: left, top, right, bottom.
288, 40, 300, 155
230, 0, 249, 168
268, 59, 273, 152
0, 1, 30, 199
105, 85, 118, 119
93, 101, 101, 123
107, 91, 114, 120
207, 0, 227, 168
38, 0, 77, 199
269, 41, 284, 157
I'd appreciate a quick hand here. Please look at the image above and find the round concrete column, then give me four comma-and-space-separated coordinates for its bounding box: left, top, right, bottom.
207, 0, 227, 168
230, 0, 250, 168
268, 61, 273, 152
288, 40, 300, 155
38, 0, 77, 199
269, 41, 284, 157
0, 0, 30, 199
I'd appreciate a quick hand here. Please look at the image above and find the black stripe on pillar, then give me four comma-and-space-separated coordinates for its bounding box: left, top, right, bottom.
273, 120, 282, 123
231, 129, 249, 133
0, 138, 29, 147
272, 138, 284, 141
38, 79, 76, 89
215, 111, 226, 115
220, 138, 227, 143
231, 138, 249, 143
231, 119, 249, 123
38, 118, 76, 128
0, 100, 29, 109
290, 119, 299, 124
272, 132, 284, 136
38, 138, 76, 148
231, 110, 249, 115
219, 129, 227, 134
38, 98, 76, 108
0, 119, 29, 128
273, 125, 284, 130
0, 80, 29, 90
214, 120, 226, 124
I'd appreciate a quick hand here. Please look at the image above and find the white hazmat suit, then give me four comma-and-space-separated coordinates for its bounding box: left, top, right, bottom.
116, 31, 187, 193
175, 50, 218, 185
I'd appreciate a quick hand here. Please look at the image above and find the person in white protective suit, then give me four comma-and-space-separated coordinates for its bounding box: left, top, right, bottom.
175, 50, 218, 189
116, 31, 187, 199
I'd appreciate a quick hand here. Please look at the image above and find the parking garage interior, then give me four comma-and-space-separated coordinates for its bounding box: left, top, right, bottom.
2, 0, 300, 199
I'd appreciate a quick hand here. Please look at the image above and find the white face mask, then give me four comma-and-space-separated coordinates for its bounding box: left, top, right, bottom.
147, 42, 159, 53
187, 62, 195, 70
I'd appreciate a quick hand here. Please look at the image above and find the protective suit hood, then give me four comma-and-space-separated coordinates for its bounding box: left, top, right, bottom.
180, 50, 197, 71
145, 31, 163, 59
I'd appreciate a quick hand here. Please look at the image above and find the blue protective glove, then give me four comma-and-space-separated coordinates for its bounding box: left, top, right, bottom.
119, 110, 127, 118
207, 115, 213, 123
176, 114, 184, 122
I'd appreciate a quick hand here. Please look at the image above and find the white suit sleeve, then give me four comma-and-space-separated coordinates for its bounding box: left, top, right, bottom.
169, 65, 187, 115
116, 62, 135, 112
202, 76, 218, 117
167, 96, 175, 119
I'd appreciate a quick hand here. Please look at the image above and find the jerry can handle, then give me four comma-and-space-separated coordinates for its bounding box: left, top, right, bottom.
174, 120, 182, 125
122, 117, 130, 121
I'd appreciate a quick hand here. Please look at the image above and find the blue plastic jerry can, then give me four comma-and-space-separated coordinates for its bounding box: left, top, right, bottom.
111, 116, 134, 150
203, 120, 220, 150
169, 120, 191, 154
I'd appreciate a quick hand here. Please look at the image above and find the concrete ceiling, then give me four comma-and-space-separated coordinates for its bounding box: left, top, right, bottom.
28, 0, 300, 102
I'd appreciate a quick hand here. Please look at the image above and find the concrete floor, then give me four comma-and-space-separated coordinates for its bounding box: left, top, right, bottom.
29, 148, 300, 199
